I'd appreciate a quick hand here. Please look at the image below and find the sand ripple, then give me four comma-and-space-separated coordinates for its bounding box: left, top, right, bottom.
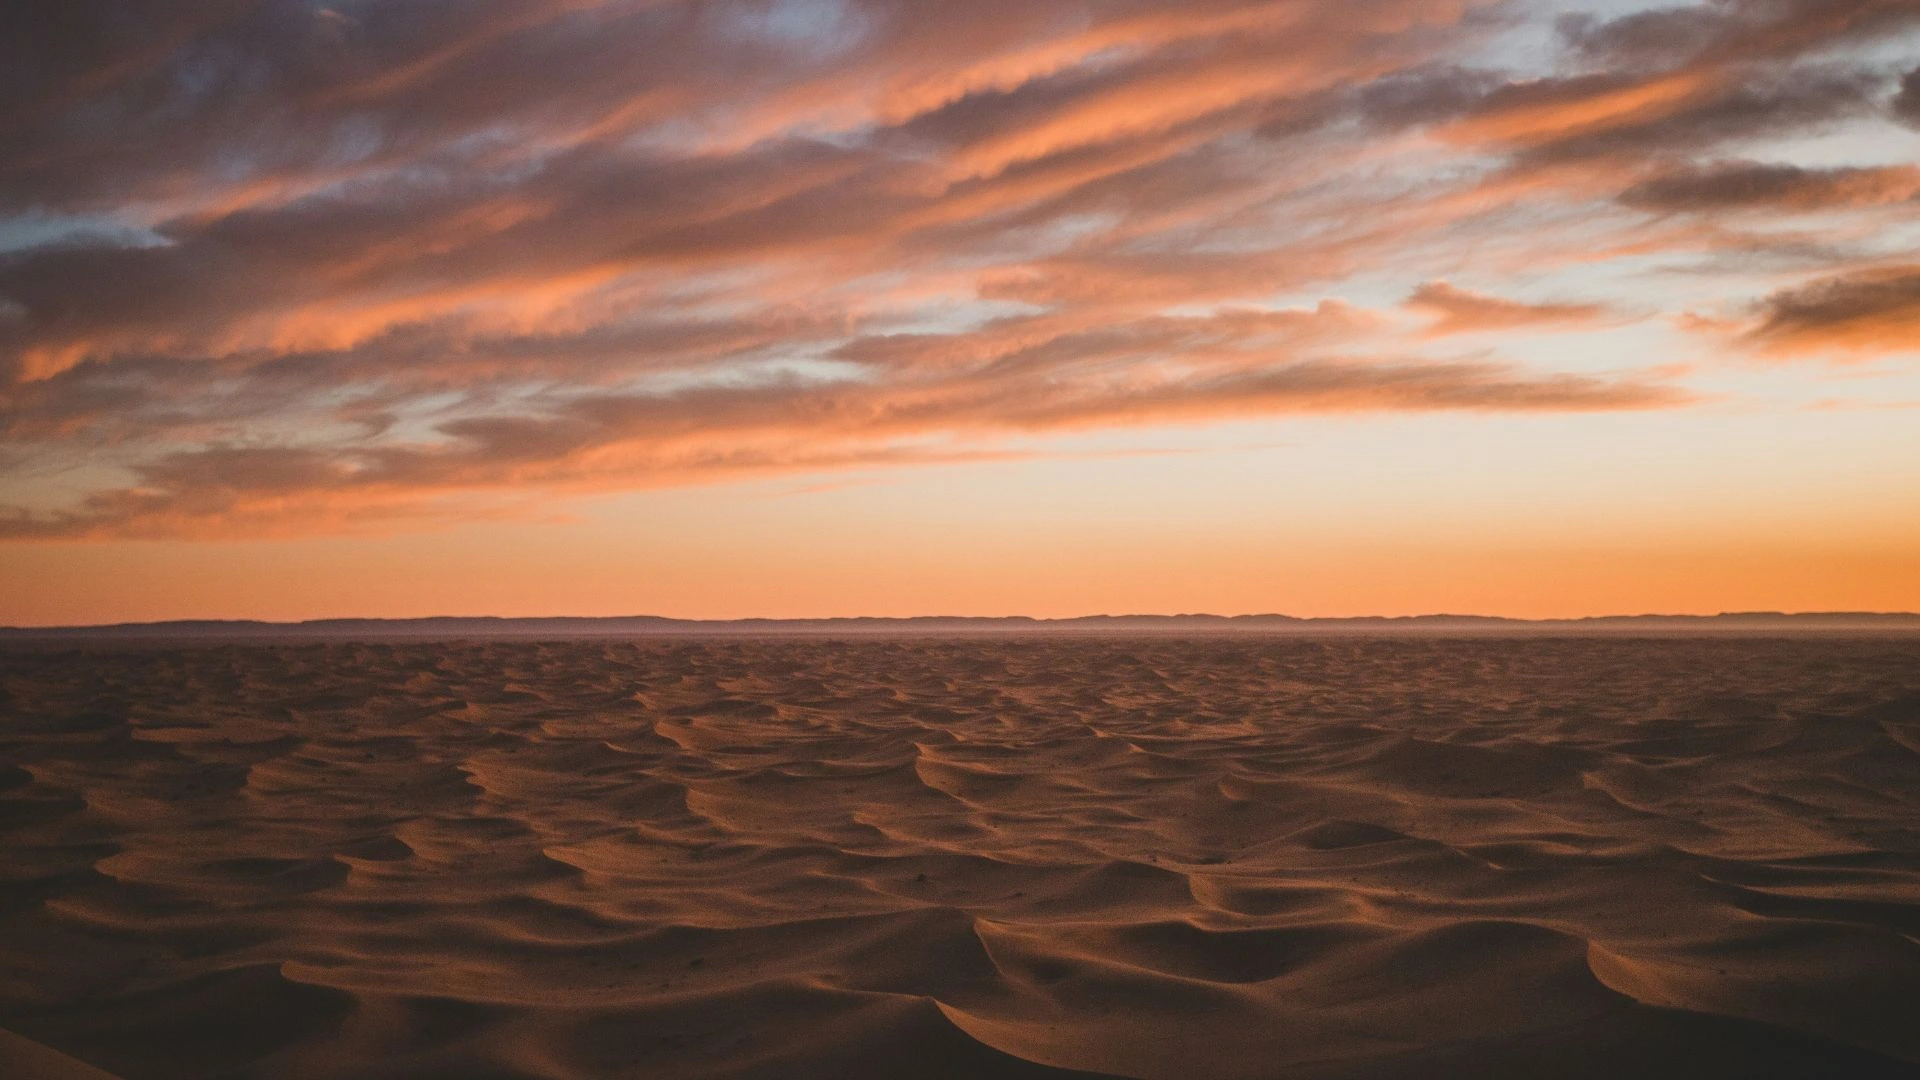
3, 636, 1919, 1078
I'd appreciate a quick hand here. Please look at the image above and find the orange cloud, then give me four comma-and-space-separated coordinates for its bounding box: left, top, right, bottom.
1441, 71, 1716, 147
0, 339, 1685, 539
1746, 267, 1920, 358
1620, 162, 1920, 212
1406, 282, 1613, 335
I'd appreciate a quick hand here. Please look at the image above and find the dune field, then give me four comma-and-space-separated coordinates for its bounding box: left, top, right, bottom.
2, 634, 1918, 1079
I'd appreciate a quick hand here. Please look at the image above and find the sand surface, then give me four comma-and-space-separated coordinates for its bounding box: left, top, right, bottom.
2, 635, 1918, 1079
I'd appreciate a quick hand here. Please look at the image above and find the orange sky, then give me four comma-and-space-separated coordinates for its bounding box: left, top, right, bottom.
4, 0, 1920, 623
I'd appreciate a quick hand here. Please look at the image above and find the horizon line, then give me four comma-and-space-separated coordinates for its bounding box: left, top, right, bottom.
6, 610, 1920, 637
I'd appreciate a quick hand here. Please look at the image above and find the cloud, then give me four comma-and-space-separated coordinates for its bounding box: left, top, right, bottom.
1897, 67, 1920, 127
0, 351, 1686, 539
1407, 282, 1612, 335
1429, 0, 1920, 174
1455, 67, 1882, 165
1620, 162, 1920, 212
1557, 0, 1918, 69
1746, 267, 1920, 358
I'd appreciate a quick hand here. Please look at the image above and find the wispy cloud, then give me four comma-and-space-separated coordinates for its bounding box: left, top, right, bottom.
1620, 162, 1920, 212
1747, 266, 1920, 358
1406, 282, 1613, 335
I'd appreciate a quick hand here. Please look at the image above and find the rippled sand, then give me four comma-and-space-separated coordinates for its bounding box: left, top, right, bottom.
3, 636, 1919, 1079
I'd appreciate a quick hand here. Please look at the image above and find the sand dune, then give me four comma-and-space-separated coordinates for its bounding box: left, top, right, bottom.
0, 1028, 124, 1080
2, 636, 1918, 1078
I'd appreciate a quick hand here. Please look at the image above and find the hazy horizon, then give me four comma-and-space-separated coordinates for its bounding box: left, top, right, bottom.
8, 608, 1920, 634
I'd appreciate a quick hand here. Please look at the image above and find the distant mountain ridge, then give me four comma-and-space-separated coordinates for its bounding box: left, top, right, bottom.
5, 611, 1920, 640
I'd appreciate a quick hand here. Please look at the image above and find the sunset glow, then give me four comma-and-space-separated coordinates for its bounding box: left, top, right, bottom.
4, 0, 1920, 622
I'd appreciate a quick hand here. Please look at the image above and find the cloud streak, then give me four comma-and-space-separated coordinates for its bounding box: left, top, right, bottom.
1407, 282, 1614, 335
1748, 267, 1920, 358
1620, 162, 1920, 212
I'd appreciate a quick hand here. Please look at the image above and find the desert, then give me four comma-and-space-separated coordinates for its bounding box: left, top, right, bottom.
3, 632, 1918, 1078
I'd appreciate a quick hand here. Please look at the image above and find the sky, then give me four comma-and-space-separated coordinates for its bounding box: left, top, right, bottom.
3, 0, 1920, 624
